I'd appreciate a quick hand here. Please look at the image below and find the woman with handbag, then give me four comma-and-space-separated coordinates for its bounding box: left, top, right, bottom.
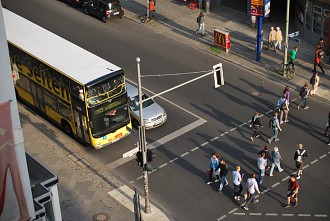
207, 153, 221, 185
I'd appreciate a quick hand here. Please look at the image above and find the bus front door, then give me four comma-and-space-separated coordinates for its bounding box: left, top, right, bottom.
74, 110, 90, 144
31, 83, 45, 113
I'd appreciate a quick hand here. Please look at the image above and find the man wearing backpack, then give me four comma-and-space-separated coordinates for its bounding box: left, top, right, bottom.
313, 45, 325, 75
294, 144, 308, 179
310, 72, 320, 95
195, 12, 205, 36
277, 94, 289, 124
249, 111, 263, 141
297, 83, 310, 110
268, 112, 282, 144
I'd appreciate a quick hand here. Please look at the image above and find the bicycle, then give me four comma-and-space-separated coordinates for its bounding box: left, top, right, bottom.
280, 63, 295, 79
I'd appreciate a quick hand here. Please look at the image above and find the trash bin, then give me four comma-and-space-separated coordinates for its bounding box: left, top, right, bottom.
214, 29, 230, 53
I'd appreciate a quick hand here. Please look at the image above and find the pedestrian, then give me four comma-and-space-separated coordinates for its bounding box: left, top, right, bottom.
294, 144, 308, 179
195, 12, 205, 36
249, 111, 263, 141
267, 27, 276, 52
317, 37, 325, 50
269, 146, 284, 177
218, 159, 229, 193
268, 112, 282, 143
285, 175, 299, 208
207, 153, 220, 184
275, 27, 283, 50
297, 83, 310, 110
257, 152, 267, 185
149, 0, 155, 19
243, 173, 260, 211
232, 165, 244, 201
324, 111, 330, 136
258, 145, 271, 170
287, 47, 298, 70
309, 72, 320, 96
313, 45, 325, 75
279, 94, 289, 124
283, 85, 291, 104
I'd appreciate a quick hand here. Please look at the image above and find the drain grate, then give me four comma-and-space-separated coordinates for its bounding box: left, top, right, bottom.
251, 91, 260, 96
92, 212, 110, 221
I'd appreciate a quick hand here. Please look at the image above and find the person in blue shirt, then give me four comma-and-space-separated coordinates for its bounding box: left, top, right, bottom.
207, 153, 220, 185
268, 112, 282, 143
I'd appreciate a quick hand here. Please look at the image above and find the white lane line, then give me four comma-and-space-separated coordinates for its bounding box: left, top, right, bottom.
201, 142, 209, 147
181, 152, 189, 157
250, 213, 262, 216
271, 182, 280, 188
230, 127, 237, 131
282, 176, 290, 182
315, 214, 328, 217
228, 208, 238, 214
266, 213, 278, 216
217, 215, 226, 221
149, 168, 157, 174
191, 147, 199, 152
261, 188, 270, 194
239, 122, 247, 127
108, 185, 170, 221
220, 132, 228, 136
136, 175, 143, 181
159, 163, 168, 169
311, 159, 319, 164
319, 154, 327, 159
328, 151, 330, 154
170, 157, 179, 162
266, 110, 273, 114
122, 147, 139, 158
233, 212, 245, 216
106, 118, 206, 170
303, 164, 310, 169
282, 214, 294, 217
298, 214, 311, 217
211, 136, 219, 141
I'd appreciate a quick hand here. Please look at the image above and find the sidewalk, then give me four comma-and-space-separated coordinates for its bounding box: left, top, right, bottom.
121, 0, 330, 104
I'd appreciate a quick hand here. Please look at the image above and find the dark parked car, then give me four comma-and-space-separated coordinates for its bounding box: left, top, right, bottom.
83, 0, 124, 23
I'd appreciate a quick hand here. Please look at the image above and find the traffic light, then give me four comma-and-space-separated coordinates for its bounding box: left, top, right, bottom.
213, 63, 224, 88
147, 149, 153, 162
136, 151, 143, 167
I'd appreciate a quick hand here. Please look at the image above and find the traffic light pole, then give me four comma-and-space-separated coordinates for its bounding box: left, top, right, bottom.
283, 0, 290, 76
136, 57, 151, 214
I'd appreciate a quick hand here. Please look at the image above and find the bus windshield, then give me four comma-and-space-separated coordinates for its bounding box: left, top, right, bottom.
89, 94, 129, 138
86, 74, 124, 106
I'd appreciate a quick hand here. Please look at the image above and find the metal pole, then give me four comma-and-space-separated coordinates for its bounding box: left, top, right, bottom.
256, 16, 263, 62
136, 57, 151, 214
283, 0, 290, 76
147, 0, 150, 18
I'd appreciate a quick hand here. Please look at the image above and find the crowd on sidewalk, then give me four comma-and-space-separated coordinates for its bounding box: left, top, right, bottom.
205, 82, 330, 210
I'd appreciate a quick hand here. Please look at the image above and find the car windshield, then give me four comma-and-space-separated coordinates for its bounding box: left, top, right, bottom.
130, 93, 154, 112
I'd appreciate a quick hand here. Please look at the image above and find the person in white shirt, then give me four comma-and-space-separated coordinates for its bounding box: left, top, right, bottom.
232, 165, 244, 201
243, 173, 260, 210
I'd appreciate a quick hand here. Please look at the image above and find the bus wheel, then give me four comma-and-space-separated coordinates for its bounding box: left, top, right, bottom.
62, 121, 72, 135
132, 119, 140, 129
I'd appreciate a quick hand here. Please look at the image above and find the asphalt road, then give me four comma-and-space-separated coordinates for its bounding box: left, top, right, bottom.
4, 0, 330, 220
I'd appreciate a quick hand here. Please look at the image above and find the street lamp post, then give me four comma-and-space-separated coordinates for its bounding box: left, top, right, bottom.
136, 57, 151, 214
283, 0, 290, 76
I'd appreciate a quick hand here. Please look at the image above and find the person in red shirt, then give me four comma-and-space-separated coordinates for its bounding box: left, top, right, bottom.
313, 45, 325, 75
285, 175, 299, 208
149, 0, 155, 19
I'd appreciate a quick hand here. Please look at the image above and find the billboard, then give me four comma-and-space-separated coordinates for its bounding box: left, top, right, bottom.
251, 0, 271, 17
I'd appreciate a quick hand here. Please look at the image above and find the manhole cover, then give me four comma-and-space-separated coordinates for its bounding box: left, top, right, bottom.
92, 212, 110, 221
251, 91, 260, 96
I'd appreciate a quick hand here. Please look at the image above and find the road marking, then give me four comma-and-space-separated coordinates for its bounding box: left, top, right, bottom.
239, 122, 247, 127
229, 127, 237, 131
271, 182, 280, 188
303, 164, 310, 169
106, 118, 206, 170
228, 208, 238, 214
217, 215, 226, 221
136, 175, 143, 181
266, 110, 273, 114
211, 136, 219, 141
159, 163, 168, 168
261, 188, 270, 194
315, 214, 328, 217
181, 152, 189, 157
122, 147, 139, 158
282, 214, 294, 216
282, 176, 290, 181
250, 213, 261, 216
233, 212, 245, 216
170, 157, 179, 162
310, 159, 319, 164
266, 213, 278, 216
191, 147, 199, 152
298, 214, 311, 217
319, 154, 327, 159
201, 142, 209, 146
220, 132, 228, 136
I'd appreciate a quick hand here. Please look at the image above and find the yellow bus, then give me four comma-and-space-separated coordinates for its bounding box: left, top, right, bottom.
4, 9, 131, 149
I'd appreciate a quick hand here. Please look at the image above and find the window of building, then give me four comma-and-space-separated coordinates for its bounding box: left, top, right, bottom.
305, 1, 313, 30
324, 9, 330, 38
313, 5, 323, 35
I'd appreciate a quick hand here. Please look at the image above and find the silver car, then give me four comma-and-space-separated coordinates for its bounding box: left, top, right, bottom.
126, 82, 167, 129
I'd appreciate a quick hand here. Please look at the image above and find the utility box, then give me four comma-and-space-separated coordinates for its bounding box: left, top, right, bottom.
214, 29, 230, 53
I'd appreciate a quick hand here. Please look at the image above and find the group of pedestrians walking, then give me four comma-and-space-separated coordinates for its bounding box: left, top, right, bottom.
267, 26, 283, 52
